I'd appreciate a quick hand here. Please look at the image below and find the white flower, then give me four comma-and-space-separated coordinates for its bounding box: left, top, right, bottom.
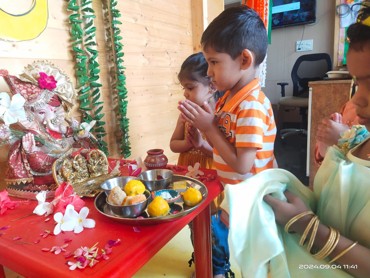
136, 157, 147, 172
33, 191, 54, 216
53, 204, 95, 235
337, 125, 369, 154
341, 127, 357, 140
53, 212, 65, 235
73, 207, 95, 234
67, 261, 84, 270
0, 93, 27, 125
186, 162, 204, 178
77, 120, 96, 138
53, 205, 76, 235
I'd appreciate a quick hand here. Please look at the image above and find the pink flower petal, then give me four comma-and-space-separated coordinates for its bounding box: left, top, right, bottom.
104, 247, 112, 255
67, 261, 78, 271
64, 251, 73, 258
37, 72, 57, 90
0, 191, 19, 214
106, 239, 121, 247
74, 248, 84, 257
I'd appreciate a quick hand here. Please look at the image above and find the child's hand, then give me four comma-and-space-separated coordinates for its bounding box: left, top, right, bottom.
178, 99, 215, 132
329, 112, 342, 123
316, 118, 350, 146
187, 126, 203, 149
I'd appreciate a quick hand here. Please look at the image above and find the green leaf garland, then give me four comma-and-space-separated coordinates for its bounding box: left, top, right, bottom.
67, 0, 109, 155
101, 0, 131, 158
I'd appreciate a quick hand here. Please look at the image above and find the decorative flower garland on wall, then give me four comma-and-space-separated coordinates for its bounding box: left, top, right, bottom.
101, 0, 131, 158
67, 0, 109, 155
67, 0, 131, 157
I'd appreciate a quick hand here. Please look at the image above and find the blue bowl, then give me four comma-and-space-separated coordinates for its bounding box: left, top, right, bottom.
154, 189, 180, 203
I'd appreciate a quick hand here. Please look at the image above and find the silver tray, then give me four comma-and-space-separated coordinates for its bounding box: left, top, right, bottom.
94, 175, 208, 225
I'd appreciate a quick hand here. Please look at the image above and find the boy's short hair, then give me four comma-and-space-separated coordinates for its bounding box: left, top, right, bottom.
201, 5, 268, 66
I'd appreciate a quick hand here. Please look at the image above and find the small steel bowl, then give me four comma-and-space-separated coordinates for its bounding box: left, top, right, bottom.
139, 169, 173, 191
100, 176, 140, 196
154, 189, 180, 203
106, 190, 151, 218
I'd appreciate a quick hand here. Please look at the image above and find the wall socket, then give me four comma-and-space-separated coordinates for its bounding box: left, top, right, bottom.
296, 39, 313, 52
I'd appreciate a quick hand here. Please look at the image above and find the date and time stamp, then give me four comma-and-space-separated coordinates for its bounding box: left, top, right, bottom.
298, 264, 358, 270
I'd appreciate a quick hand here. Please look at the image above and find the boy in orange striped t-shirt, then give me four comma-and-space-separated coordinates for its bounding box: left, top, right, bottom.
179, 6, 276, 185
179, 6, 276, 277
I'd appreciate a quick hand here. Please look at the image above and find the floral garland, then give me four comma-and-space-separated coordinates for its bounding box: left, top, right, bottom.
336, 125, 370, 155
101, 0, 131, 158
67, 0, 109, 155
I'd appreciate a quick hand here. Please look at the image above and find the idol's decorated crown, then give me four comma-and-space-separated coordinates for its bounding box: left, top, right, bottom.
0, 60, 75, 110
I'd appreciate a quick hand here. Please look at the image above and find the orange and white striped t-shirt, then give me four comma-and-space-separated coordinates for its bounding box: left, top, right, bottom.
213, 78, 276, 185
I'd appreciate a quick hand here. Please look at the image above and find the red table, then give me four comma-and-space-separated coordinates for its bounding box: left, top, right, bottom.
0, 166, 223, 278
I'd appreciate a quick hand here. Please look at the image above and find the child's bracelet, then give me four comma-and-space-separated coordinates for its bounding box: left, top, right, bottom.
284, 211, 314, 233
328, 241, 358, 264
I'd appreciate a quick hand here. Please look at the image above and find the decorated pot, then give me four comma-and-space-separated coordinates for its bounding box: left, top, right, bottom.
144, 149, 168, 169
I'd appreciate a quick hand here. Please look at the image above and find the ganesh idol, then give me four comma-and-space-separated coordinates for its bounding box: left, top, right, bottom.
0, 61, 96, 198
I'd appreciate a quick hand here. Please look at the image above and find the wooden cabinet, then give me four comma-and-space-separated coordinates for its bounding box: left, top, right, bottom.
307, 79, 352, 186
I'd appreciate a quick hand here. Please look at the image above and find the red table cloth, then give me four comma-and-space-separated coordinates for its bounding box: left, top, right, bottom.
0, 161, 223, 278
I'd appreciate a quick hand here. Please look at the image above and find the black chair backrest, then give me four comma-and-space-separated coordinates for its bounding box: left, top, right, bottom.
291, 53, 332, 97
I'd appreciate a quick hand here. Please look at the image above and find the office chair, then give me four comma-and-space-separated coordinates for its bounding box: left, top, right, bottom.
277, 53, 332, 140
